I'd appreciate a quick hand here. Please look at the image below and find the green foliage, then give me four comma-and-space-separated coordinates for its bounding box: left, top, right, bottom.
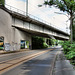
43, 43, 48, 48
66, 51, 75, 60
51, 39, 59, 46
44, 0, 75, 42
0, 0, 5, 6
44, 0, 75, 12
61, 41, 71, 54
51, 39, 56, 45
32, 36, 48, 49
60, 41, 75, 65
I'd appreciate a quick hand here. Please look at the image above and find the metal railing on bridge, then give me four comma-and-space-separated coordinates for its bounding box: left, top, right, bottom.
5, 4, 66, 33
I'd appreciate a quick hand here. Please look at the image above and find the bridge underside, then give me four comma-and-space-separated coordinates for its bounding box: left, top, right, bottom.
0, 5, 69, 51
0, 5, 69, 40
12, 26, 68, 40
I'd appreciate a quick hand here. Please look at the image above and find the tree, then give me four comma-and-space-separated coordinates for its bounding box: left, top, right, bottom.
43, 0, 75, 43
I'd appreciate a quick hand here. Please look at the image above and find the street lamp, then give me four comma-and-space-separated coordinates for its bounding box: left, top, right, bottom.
26, 0, 28, 16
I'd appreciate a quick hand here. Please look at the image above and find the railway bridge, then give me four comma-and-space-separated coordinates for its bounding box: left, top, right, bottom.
0, 4, 69, 50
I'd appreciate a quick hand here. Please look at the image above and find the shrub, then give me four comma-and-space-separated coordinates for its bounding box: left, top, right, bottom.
61, 41, 71, 54
60, 41, 75, 66
43, 43, 48, 48
66, 51, 75, 60
32, 36, 48, 49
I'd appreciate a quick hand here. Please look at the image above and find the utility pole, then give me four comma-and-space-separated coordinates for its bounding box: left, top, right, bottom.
26, 0, 28, 16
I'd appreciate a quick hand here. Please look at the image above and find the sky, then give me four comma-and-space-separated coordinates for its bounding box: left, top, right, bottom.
16, 0, 26, 1
5, 0, 70, 34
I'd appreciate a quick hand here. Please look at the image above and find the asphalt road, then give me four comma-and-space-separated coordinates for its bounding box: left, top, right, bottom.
1, 49, 59, 75
0, 50, 44, 62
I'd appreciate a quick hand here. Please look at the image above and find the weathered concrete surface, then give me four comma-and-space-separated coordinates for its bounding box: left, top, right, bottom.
0, 8, 32, 50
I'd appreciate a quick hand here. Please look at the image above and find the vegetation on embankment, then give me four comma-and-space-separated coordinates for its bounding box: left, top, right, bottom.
32, 36, 48, 49
60, 41, 75, 66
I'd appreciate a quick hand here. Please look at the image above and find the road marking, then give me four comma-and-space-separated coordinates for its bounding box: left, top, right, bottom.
0, 49, 53, 74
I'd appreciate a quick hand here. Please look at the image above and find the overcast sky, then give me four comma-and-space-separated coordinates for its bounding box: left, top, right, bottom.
5, 0, 70, 33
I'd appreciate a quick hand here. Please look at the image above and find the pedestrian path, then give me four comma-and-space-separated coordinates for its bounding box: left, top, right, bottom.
53, 50, 75, 75
0, 49, 29, 54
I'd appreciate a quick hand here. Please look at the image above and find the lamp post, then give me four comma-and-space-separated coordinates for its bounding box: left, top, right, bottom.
26, 0, 28, 16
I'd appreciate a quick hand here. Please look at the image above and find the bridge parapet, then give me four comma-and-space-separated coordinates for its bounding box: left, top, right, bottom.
4, 4, 67, 33
0, 4, 70, 40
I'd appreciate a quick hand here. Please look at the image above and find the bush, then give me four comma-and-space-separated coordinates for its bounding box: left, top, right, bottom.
32, 36, 48, 49
43, 43, 48, 48
61, 41, 71, 54
60, 41, 75, 66
66, 51, 75, 60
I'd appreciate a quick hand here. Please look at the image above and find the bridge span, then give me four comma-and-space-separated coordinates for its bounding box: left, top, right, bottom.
0, 4, 69, 50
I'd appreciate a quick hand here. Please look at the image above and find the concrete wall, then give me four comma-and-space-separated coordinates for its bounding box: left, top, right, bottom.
0, 8, 32, 51
0, 8, 69, 51
12, 17, 69, 40
11, 28, 32, 50
0, 9, 12, 43
12, 17, 32, 50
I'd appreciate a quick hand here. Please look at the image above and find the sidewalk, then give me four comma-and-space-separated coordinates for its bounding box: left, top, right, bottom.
0, 49, 29, 54
53, 50, 75, 75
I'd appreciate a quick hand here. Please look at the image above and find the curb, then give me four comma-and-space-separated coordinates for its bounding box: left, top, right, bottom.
50, 53, 58, 75
50, 47, 63, 75
0, 48, 54, 55
0, 49, 29, 55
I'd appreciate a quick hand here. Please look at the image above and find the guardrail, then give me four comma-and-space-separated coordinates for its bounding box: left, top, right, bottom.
5, 4, 67, 33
